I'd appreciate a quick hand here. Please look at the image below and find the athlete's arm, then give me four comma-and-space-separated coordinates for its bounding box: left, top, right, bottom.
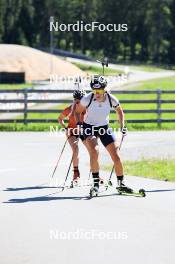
58, 106, 71, 129
115, 105, 125, 128
58, 112, 67, 129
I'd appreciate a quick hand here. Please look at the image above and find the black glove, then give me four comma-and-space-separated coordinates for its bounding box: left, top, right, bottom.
121, 126, 127, 136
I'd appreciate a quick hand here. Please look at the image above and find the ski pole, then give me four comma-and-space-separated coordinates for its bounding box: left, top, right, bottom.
51, 137, 68, 179
96, 57, 108, 76
106, 134, 125, 189
74, 76, 81, 90
62, 155, 73, 191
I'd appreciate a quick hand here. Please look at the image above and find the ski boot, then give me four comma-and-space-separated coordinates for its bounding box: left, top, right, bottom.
90, 185, 99, 197
90, 177, 99, 198
116, 179, 133, 195
116, 179, 146, 197
70, 169, 80, 188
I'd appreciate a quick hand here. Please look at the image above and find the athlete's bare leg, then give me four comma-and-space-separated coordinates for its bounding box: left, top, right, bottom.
68, 136, 79, 167
85, 136, 99, 173
105, 141, 124, 176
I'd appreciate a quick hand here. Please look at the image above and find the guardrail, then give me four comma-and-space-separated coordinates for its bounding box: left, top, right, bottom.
0, 89, 175, 126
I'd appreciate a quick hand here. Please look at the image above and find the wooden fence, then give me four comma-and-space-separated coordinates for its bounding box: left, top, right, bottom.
0, 89, 175, 126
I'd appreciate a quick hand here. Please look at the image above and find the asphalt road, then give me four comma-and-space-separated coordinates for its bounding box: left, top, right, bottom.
67, 57, 175, 85
0, 132, 175, 264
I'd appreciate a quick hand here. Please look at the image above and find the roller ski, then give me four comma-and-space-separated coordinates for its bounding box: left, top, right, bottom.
116, 180, 146, 197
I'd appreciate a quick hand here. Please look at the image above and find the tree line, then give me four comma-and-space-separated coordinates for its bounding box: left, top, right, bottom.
0, 0, 175, 64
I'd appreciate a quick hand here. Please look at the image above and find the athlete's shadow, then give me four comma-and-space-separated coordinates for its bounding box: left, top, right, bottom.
4, 188, 175, 204
4, 185, 58, 192
3, 192, 119, 204
4, 195, 89, 203
146, 188, 175, 193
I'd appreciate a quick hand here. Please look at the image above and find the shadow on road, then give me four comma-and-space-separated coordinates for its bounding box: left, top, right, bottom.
146, 188, 175, 193
4, 185, 58, 192
3, 183, 91, 192
3, 188, 175, 204
3, 191, 120, 204
4, 196, 88, 203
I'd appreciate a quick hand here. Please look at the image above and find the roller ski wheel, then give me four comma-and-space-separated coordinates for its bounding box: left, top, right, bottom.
99, 178, 104, 185
108, 180, 113, 186
70, 181, 74, 188
139, 189, 146, 197
90, 187, 99, 198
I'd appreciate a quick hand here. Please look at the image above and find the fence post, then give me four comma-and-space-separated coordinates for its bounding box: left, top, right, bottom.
24, 89, 28, 125
157, 89, 162, 128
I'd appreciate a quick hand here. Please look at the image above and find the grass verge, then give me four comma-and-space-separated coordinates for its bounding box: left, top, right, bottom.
125, 76, 175, 91
0, 123, 61, 131
0, 83, 32, 90
103, 159, 175, 182
112, 76, 175, 130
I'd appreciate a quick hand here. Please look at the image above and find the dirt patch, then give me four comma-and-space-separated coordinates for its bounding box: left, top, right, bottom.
0, 44, 85, 82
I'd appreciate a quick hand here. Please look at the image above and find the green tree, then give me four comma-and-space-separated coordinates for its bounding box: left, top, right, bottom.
0, 0, 6, 42
145, 0, 172, 63
168, 0, 175, 63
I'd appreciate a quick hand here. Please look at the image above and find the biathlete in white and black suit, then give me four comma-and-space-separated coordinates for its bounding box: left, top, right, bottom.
77, 75, 131, 193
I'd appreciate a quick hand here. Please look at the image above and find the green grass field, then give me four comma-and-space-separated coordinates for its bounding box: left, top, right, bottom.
127, 64, 168, 72
0, 104, 65, 131
103, 159, 175, 182
111, 76, 175, 130
126, 76, 175, 91
132, 64, 175, 72
0, 83, 32, 90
